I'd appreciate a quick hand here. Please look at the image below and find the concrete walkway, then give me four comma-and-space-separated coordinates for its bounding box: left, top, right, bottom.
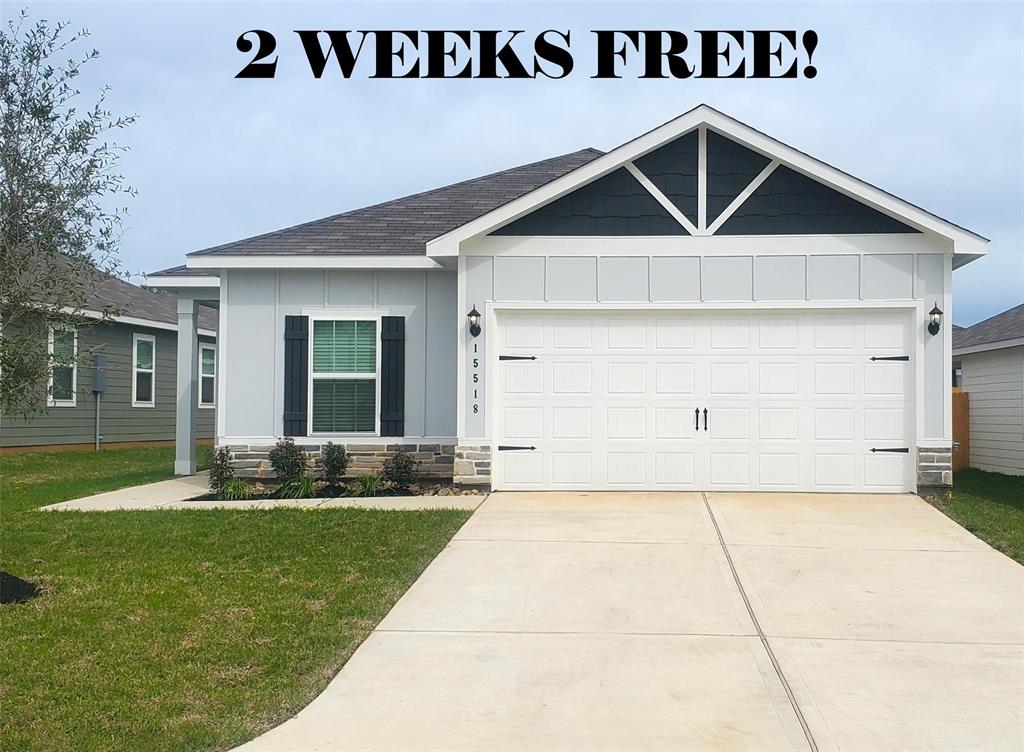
41, 473, 483, 511
233, 491, 1024, 752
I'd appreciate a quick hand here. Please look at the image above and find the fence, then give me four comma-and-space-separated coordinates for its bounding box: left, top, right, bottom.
952, 388, 970, 471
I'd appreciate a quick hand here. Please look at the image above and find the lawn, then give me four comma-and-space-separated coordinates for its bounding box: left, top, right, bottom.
0, 448, 471, 752
934, 469, 1024, 564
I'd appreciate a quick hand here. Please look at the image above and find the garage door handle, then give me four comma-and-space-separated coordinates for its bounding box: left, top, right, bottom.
694, 408, 700, 431
497, 445, 536, 451
498, 355, 537, 361
703, 408, 708, 431
869, 355, 910, 361
869, 447, 909, 453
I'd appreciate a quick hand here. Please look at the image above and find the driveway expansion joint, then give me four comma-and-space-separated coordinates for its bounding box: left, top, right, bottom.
701, 491, 819, 752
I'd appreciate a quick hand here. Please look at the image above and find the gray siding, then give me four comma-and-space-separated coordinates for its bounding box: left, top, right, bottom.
960, 346, 1024, 475
0, 320, 215, 447
223, 268, 457, 442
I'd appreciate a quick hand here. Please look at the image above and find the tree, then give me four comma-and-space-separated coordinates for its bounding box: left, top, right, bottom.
0, 11, 135, 417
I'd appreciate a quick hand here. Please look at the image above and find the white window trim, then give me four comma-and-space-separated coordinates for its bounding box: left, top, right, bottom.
199, 342, 216, 409
132, 332, 156, 408
307, 313, 382, 437
47, 327, 78, 408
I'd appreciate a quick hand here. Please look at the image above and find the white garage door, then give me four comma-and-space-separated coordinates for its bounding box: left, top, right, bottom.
493, 310, 914, 492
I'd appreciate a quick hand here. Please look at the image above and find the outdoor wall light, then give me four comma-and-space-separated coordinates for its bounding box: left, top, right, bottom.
467, 305, 482, 337
928, 303, 943, 336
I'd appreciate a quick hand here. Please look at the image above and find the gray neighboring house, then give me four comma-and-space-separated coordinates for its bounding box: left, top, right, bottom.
150, 105, 989, 491
0, 270, 217, 450
953, 303, 1024, 475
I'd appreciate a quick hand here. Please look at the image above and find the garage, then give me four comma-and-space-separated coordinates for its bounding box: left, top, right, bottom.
493, 309, 915, 492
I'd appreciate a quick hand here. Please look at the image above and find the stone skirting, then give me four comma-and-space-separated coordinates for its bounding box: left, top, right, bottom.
226, 443, 455, 480
917, 446, 953, 488
454, 444, 491, 487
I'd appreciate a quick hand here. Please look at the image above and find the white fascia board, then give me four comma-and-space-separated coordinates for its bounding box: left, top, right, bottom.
426, 104, 988, 258
186, 255, 444, 270
952, 337, 1024, 356
63, 307, 217, 338
143, 274, 220, 289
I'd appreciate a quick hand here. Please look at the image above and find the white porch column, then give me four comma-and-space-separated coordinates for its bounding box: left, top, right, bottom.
175, 296, 199, 475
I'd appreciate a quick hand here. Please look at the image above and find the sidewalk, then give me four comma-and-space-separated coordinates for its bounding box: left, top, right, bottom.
41, 473, 483, 511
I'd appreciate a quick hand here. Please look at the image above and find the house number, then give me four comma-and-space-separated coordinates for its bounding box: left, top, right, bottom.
471, 343, 480, 414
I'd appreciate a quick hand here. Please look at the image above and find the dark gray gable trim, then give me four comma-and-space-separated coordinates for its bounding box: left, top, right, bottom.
633, 130, 699, 226
491, 167, 688, 236
706, 130, 772, 225
718, 165, 920, 235
379, 316, 405, 437
283, 315, 309, 437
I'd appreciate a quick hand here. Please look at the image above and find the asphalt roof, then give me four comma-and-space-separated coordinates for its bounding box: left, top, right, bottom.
185, 148, 604, 258
148, 264, 215, 277
953, 303, 1024, 350
80, 264, 217, 330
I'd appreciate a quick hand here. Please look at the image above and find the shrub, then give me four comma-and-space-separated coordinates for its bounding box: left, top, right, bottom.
320, 442, 350, 488
279, 475, 317, 499
351, 473, 383, 497
208, 447, 234, 495
381, 450, 419, 491
269, 437, 307, 485
219, 477, 254, 501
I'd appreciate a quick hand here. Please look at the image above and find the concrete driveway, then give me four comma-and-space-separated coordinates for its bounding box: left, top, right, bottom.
237, 492, 1024, 752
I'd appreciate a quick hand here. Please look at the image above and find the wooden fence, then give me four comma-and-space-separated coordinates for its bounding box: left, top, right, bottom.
952, 387, 970, 471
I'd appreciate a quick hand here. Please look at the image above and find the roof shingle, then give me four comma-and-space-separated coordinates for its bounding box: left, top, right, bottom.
953, 303, 1024, 350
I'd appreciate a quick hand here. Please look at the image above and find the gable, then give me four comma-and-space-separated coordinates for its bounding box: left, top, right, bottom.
491, 167, 687, 236
717, 164, 919, 235
484, 117, 931, 242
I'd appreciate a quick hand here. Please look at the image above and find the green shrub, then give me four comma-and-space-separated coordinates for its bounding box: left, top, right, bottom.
381, 450, 419, 491
219, 477, 254, 501
279, 475, 317, 499
320, 442, 350, 488
208, 447, 234, 495
269, 437, 307, 485
351, 473, 383, 497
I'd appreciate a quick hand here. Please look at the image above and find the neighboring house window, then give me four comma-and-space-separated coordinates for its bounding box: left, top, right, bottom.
132, 333, 156, 407
48, 327, 77, 407
199, 343, 216, 408
310, 319, 378, 433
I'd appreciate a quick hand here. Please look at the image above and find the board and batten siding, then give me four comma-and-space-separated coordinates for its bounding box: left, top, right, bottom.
461, 249, 948, 442
0, 320, 215, 447
960, 346, 1024, 475
220, 269, 457, 442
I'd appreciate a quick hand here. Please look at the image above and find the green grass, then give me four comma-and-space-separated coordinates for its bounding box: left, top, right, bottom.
0, 448, 471, 752
935, 470, 1024, 563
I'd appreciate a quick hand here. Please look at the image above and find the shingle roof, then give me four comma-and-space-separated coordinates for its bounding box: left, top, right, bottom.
148, 264, 216, 277
953, 303, 1024, 350
187, 148, 604, 257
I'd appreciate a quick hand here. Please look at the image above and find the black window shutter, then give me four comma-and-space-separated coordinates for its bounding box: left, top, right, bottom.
380, 316, 405, 437
283, 315, 309, 437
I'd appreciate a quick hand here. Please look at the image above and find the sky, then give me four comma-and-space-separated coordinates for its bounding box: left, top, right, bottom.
14, 1, 1024, 326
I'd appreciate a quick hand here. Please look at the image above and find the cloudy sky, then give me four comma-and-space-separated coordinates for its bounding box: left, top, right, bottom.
17, 1, 1024, 325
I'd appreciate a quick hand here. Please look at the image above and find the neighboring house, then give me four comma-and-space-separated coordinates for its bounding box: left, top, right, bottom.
953, 304, 1024, 475
0, 271, 218, 450
149, 104, 988, 491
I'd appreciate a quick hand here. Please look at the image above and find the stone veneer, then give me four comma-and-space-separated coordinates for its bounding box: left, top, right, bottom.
226, 443, 455, 480
453, 444, 491, 487
917, 445, 953, 488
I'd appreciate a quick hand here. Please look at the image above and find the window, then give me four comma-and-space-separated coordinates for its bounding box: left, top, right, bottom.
132, 333, 156, 407
199, 343, 216, 408
48, 327, 77, 407
310, 319, 378, 433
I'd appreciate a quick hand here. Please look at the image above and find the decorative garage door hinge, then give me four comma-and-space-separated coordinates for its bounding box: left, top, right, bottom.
497, 445, 537, 451
499, 355, 537, 361
869, 447, 910, 453
869, 355, 910, 361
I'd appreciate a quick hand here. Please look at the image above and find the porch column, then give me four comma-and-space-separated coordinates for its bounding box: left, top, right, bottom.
175, 296, 198, 475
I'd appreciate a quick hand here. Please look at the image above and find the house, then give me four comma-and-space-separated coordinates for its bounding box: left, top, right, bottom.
148, 105, 988, 492
953, 303, 1024, 475
0, 269, 218, 451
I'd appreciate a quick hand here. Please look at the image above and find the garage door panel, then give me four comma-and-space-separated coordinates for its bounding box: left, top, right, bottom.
494, 310, 913, 492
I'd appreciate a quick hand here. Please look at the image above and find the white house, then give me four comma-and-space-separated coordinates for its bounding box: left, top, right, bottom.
147, 105, 988, 492
953, 304, 1024, 476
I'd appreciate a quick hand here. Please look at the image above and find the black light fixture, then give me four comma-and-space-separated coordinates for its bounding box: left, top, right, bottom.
928, 303, 943, 336
467, 305, 481, 337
